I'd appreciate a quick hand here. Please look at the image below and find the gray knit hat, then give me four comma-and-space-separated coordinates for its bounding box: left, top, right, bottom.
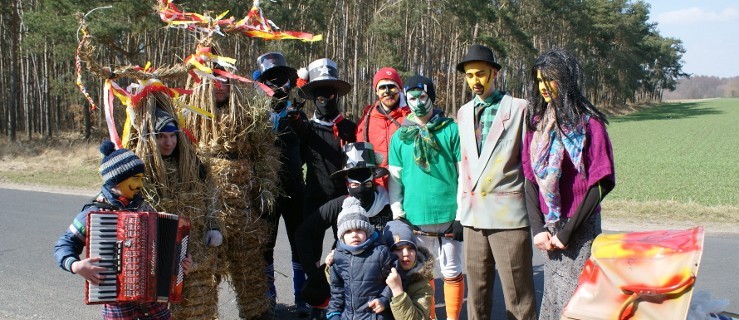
337, 197, 374, 238
99, 140, 145, 187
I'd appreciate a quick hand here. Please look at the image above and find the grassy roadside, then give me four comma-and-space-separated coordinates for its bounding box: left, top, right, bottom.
1, 99, 737, 234
0, 133, 102, 190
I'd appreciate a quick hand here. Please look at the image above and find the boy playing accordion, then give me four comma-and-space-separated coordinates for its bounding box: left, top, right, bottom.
53, 141, 192, 320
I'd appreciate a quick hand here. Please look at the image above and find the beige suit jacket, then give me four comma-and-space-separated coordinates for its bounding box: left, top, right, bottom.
455, 95, 529, 229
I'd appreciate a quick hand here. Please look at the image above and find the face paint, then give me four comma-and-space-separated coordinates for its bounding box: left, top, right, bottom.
376, 80, 400, 109
156, 131, 178, 157
116, 173, 144, 200
536, 69, 559, 103
464, 61, 496, 97
406, 89, 432, 117
347, 176, 375, 205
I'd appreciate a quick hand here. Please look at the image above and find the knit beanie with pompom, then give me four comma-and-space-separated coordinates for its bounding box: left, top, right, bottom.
336, 197, 374, 238
99, 140, 145, 187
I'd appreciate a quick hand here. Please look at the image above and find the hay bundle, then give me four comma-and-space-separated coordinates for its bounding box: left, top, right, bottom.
77, 18, 222, 318
124, 93, 221, 320
183, 59, 281, 319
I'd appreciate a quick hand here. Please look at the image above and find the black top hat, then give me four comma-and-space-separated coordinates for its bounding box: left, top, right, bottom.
255, 52, 298, 85
331, 142, 389, 179
299, 58, 352, 99
456, 44, 502, 73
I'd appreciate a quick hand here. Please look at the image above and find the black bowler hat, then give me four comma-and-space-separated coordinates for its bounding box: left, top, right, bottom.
255, 52, 298, 85
298, 58, 352, 99
456, 44, 502, 73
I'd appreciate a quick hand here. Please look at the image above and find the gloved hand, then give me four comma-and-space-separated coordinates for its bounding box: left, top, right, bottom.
204, 229, 223, 247
448, 220, 464, 242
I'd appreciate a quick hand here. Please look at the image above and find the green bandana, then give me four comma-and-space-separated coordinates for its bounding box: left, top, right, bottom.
398, 113, 453, 173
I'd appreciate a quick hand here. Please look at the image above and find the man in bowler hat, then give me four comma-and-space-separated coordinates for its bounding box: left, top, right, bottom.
455, 44, 537, 319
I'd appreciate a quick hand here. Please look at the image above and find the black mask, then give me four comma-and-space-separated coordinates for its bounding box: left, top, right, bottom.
349, 184, 375, 207
347, 169, 375, 207
313, 87, 339, 120
263, 73, 292, 101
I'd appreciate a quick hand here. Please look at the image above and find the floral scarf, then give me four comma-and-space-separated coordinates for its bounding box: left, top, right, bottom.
397, 111, 453, 173
530, 106, 588, 227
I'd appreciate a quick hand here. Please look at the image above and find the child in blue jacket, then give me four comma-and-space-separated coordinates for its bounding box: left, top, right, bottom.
327, 197, 395, 320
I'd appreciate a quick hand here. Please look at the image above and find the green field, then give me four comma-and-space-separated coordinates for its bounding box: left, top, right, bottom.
607, 98, 739, 206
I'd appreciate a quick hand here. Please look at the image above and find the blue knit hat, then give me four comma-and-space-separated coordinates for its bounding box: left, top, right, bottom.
99, 140, 145, 187
155, 108, 178, 133
382, 220, 418, 250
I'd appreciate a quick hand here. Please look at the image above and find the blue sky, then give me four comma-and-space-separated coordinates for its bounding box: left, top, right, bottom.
647, 0, 739, 78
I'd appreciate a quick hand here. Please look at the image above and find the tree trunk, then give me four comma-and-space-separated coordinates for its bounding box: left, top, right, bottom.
0, 13, 6, 136
84, 99, 91, 141
351, 1, 359, 119
43, 44, 51, 138
8, 0, 20, 142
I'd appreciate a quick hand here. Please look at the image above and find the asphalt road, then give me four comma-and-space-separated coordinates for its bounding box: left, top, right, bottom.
0, 188, 736, 319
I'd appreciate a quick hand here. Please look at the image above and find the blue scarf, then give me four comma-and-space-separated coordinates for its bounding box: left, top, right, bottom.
269, 101, 291, 132
338, 231, 379, 255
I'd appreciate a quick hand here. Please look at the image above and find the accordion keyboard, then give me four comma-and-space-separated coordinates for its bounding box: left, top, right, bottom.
87, 213, 119, 303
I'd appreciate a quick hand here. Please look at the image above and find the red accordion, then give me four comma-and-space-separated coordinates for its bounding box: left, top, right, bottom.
84, 211, 190, 304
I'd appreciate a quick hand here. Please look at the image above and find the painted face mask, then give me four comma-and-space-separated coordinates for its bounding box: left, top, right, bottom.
464, 61, 496, 96
116, 173, 144, 200
376, 80, 401, 108
536, 69, 559, 103
406, 89, 432, 117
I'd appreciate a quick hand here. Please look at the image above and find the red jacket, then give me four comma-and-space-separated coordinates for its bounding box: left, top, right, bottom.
356, 101, 410, 187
